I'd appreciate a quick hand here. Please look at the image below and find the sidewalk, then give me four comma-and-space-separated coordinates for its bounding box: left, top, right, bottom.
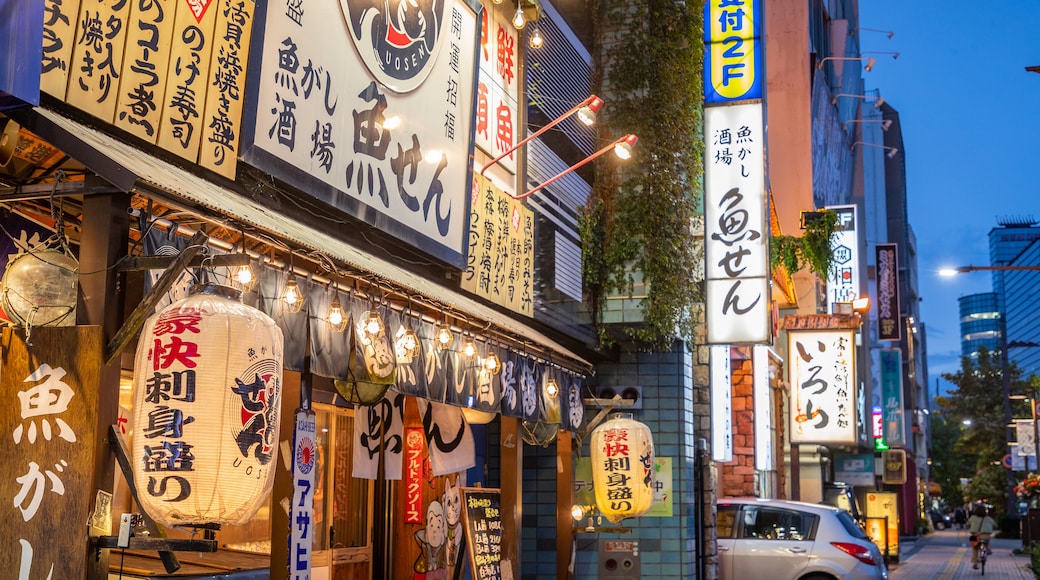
887, 529, 1035, 579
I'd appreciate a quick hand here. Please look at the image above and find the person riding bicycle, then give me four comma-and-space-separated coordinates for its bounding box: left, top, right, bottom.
968, 504, 996, 569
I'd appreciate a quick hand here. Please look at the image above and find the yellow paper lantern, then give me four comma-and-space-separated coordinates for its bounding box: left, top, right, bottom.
590, 413, 655, 524
131, 284, 284, 526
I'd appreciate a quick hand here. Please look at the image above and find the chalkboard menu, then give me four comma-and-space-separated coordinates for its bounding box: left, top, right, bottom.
460, 487, 502, 579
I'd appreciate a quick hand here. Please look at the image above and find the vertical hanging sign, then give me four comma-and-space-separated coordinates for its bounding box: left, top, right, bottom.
825, 205, 860, 307
710, 344, 733, 462
474, 1, 519, 175
0, 327, 101, 580
876, 243, 901, 341
290, 409, 316, 579
879, 348, 905, 448
703, 0, 768, 344
704, 0, 763, 103
704, 103, 770, 344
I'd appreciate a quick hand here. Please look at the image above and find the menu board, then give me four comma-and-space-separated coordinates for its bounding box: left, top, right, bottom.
460, 487, 502, 579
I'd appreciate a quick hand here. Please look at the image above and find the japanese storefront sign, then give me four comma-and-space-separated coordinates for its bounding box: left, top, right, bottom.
825, 205, 861, 307
463, 174, 535, 316
0, 326, 100, 580
404, 427, 426, 524
879, 348, 905, 448
866, 491, 899, 557
460, 487, 502, 579
881, 449, 906, 485
355, 393, 476, 480
417, 399, 477, 476
475, 1, 518, 175
245, 0, 480, 267
42, 0, 252, 178
290, 409, 316, 579
131, 285, 284, 526
704, 102, 770, 344
788, 329, 857, 444
710, 344, 733, 462
704, 0, 763, 103
834, 454, 876, 487
876, 243, 901, 341
353, 391, 405, 480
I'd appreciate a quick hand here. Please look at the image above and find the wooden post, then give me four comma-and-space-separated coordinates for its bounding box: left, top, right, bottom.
556, 429, 574, 579
500, 416, 522, 578
80, 187, 131, 580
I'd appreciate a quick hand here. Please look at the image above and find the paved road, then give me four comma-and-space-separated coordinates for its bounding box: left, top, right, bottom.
887, 529, 1035, 579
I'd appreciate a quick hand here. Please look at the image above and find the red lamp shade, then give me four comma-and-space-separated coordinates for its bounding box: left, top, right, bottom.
131, 284, 284, 526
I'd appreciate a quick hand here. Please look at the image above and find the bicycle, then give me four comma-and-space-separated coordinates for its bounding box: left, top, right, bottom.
976, 536, 990, 575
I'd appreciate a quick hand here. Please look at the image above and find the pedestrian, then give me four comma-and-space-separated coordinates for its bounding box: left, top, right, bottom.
967, 504, 996, 569
954, 505, 968, 530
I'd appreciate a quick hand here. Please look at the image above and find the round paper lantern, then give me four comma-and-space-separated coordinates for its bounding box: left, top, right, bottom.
1, 248, 78, 327
590, 413, 655, 523
131, 284, 283, 526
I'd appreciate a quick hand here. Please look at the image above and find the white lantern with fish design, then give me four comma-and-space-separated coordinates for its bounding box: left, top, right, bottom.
131, 284, 283, 526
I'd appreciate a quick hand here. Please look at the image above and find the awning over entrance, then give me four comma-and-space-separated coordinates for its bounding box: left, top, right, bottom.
26, 106, 592, 370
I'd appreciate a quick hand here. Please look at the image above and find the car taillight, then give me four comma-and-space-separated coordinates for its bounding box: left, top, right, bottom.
831, 542, 877, 566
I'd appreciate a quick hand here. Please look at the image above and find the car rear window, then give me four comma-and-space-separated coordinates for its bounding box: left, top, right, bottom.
718, 505, 738, 538
836, 510, 869, 539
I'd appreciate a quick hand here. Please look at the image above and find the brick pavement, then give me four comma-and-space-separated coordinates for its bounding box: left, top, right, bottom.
887, 529, 1035, 579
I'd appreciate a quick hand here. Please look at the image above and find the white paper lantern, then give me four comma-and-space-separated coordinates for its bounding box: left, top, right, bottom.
590, 413, 655, 523
131, 284, 283, 526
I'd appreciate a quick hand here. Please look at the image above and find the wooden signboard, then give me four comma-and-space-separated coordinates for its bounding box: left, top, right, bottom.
0, 326, 102, 579
460, 487, 502, 579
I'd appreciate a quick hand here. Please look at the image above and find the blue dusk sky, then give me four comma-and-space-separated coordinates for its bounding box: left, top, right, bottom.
857, 1, 1040, 399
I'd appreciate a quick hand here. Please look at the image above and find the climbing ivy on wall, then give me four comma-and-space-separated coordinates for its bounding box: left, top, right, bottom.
580, 0, 705, 350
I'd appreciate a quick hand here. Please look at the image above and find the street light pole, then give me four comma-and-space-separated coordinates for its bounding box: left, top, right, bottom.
1001, 308, 1016, 514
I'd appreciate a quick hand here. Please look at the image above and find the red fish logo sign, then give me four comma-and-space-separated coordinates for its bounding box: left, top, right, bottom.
342, 0, 447, 93
232, 372, 278, 465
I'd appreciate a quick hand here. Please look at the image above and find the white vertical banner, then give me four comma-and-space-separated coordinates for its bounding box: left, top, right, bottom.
704, 102, 770, 344
752, 345, 773, 471
825, 205, 860, 307
711, 345, 733, 462
290, 409, 317, 579
1017, 420, 1038, 456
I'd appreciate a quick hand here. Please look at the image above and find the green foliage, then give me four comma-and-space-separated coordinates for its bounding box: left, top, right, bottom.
769, 210, 842, 282
1028, 542, 1040, 577
939, 347, 1030, 516
581, 0, 705, 350
929, 414, 968, 504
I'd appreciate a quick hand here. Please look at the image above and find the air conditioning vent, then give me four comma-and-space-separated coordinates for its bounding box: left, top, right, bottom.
584, 386, 643, 410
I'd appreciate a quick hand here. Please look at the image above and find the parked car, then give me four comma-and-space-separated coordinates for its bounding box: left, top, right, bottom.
717, 498, 888, 580
929, 507, 953, 530
823, 482, 864, 527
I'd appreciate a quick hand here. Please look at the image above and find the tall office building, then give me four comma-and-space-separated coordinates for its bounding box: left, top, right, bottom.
993, 219, 1040, 380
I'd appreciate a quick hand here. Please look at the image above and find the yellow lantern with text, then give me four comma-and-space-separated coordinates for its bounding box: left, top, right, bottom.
131, 284, 284, 526
590, 413, 655, 523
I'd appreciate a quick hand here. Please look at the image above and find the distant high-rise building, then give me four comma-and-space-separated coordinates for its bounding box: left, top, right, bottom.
957, 219, 1040, 380
994, 219, 1040, 379
957, 291, 1000, 359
